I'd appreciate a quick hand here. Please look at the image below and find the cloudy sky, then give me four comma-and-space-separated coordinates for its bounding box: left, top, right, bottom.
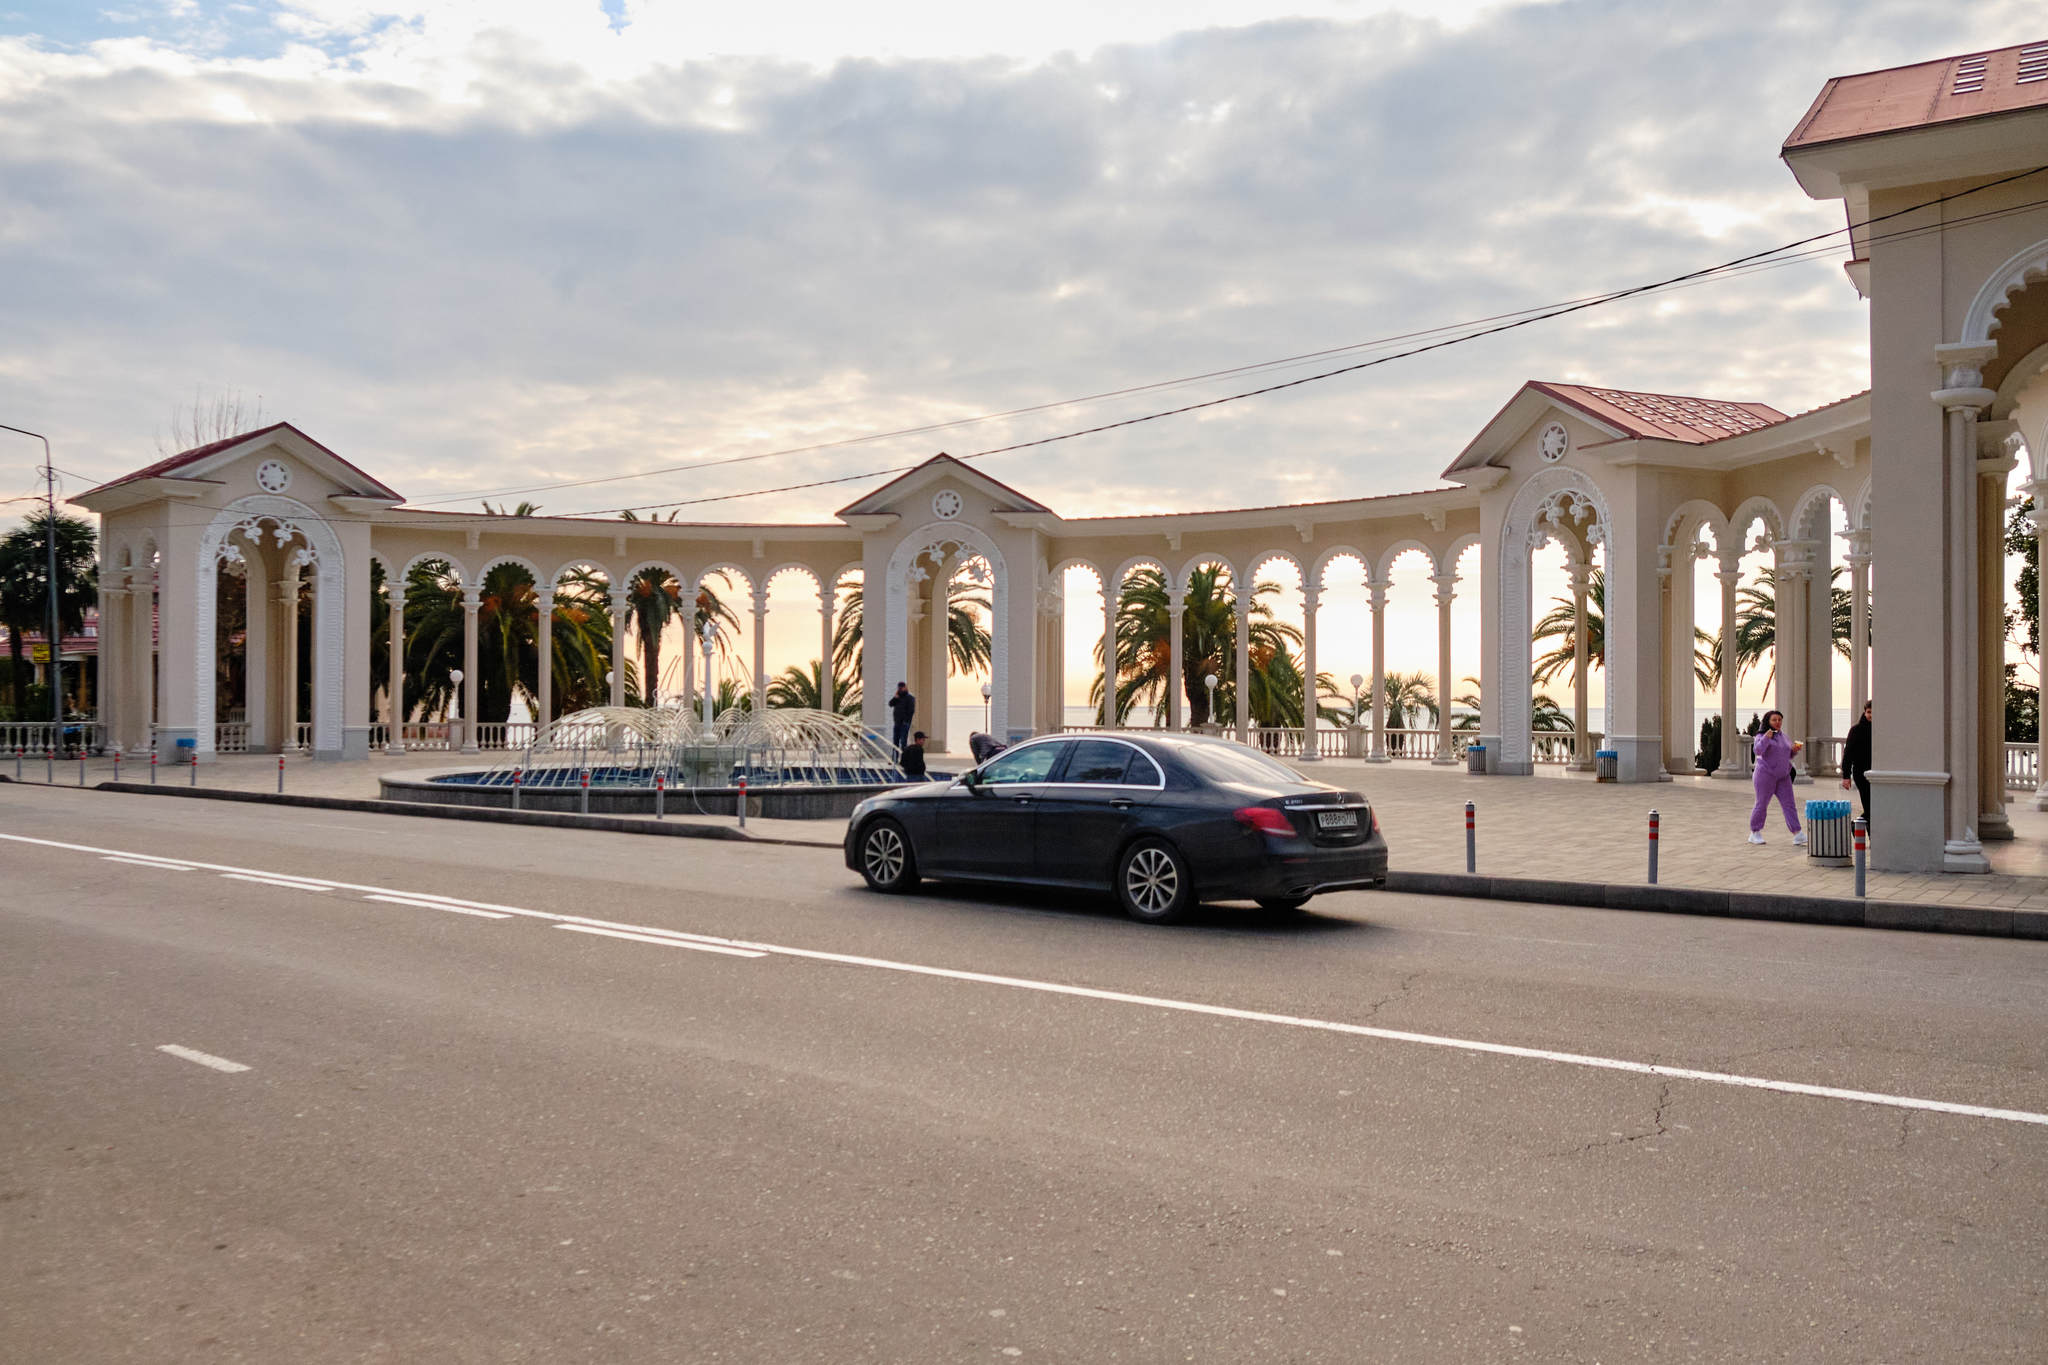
0, 0, 2029, 712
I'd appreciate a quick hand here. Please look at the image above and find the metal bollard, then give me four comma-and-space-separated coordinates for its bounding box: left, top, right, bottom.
78, 752, 86, 787
278, 753, 286, 794
1853, 816, 1867, 899
511, 767, 522, 811
113, 747, 121, 783
1647, 808, 1659, 884
738, 773, 748, 829
190, 750, 198, 786
13, 745, 20, 781
655, 770, 665, 820
1464, 800, 1475, 874
46, 745, 54, 783
150, 750, 158, 785
579, 767, 590, 815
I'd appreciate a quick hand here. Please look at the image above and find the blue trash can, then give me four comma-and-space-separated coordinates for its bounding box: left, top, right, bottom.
1466, 743, 1486, 774
1594, 748, 1618, 782
1804, 798, 1852, 866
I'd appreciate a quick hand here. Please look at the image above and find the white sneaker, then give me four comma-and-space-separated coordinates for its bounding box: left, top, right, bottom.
1792, 832, 1809, 847
1747, 831, 1765, 845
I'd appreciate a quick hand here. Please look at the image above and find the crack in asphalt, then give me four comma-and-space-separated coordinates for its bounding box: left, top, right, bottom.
1546, 1081, 1674, 1158
1357, 969, 1425, 1020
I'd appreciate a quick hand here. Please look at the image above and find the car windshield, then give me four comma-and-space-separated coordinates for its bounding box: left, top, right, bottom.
1175, 742, 1308, 788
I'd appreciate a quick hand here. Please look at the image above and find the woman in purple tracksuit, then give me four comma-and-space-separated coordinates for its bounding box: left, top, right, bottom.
1748, 709, 1806, 846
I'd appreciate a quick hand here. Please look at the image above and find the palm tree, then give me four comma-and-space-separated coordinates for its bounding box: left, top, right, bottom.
0, 511, 96, 718
829, 579, 994, 692
1531, 692, 1572, 732
1093, 564, 1301, 727
1451, 676, 1483, 732
1532, 568, 1605, 686
402, 558, 612, 725
1705, 564, 1856, 689
765, 660, 860, 715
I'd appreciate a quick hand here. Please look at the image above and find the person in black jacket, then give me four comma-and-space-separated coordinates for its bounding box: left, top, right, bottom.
888, 682, 917, 755
1840, 699, 1872, 825
899, 731, 928, 779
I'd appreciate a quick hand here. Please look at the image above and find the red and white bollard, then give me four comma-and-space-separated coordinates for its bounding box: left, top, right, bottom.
189, 749, 198, 786
1647, 808, 1660, 885
579, 766, 590, 815
511, 766, 522, 811
1463, 800, 1475, 874
654, 770, 665, 820
150, 750, 158, 785
737, 773, 748, 829
1853, 816, 1867, 899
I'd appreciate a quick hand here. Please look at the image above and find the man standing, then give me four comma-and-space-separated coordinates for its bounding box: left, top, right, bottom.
888, 681, 917, 755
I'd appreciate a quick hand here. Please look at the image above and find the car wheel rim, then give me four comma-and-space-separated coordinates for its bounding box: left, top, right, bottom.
865, 827, 903, 883
1126, 847, 1177, 914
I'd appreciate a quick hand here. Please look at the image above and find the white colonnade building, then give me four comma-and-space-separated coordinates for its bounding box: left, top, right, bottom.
73, 41, 2048, 876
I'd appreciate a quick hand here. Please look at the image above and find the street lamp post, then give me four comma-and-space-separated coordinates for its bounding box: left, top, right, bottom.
0, 424, 60, 734
980, 680, 992, 734
699, 620, 719, 732
1349, 673, 1365, 724
1204, 672, 1219, 734
448, 669, 464, 751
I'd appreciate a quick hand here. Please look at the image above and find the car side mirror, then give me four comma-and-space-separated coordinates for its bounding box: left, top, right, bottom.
962, 770, 988, 793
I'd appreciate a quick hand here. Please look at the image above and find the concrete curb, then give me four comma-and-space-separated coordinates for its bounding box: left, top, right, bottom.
90, 782, 845, 848
1382, 870, 2047, 940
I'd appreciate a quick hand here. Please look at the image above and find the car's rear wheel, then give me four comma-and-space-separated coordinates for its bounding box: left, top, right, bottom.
1117, 838, 1193, 924
858, 818, 919, 893
1256, 894, 1311, 912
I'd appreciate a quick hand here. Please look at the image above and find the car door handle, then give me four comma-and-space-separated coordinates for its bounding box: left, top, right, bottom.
1111, 798, 1134, 810
1011, 795, 1034, 806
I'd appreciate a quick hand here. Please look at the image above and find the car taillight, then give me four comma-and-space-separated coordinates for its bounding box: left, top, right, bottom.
1367, 805, 1379, 834
1234, 806, 1294, 835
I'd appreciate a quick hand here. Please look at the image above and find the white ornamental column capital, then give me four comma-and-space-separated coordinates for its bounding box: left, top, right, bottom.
750, 585, 771, 615
460, 587, 482, 613
1429, 572, 1458, 607
1365, 576, 1391, 609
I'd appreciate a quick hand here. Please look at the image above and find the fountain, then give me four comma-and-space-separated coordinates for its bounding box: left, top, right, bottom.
378, 705, 921, 819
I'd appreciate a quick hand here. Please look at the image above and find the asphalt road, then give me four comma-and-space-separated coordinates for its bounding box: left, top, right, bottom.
3, 785, 2045, 1362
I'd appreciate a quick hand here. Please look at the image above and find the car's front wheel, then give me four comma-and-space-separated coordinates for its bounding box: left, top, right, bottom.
1117, 838, 1193, 924
857, 818, 919, 893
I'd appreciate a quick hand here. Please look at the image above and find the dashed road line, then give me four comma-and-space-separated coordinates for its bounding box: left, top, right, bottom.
157, 1044, 251, 1073
554, 924, 768, 956
221, 872, 334, 892
364, 894, 513, 920
103, 855, 195, 871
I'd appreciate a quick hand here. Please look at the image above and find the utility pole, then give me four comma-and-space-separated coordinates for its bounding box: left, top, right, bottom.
0, 424, 59, 729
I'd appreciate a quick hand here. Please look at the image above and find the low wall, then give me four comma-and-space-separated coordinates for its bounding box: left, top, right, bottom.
377, 774, 899, 820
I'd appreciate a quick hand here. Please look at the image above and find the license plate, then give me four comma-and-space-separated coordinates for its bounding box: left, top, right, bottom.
1316, 810, 1358, 830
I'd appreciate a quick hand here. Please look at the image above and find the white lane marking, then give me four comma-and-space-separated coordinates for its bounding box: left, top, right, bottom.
103, 855, 196, 871
158, 1044, 250, 1073
14, 831, 2046, 1129
555, 924, 768, 957
221, 872, 332, 892
364, 894, 512, 920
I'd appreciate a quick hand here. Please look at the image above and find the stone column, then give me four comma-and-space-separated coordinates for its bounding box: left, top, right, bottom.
1431, 572, 1458, 765
749, 584, 770, 715
1929, 358, 1994, 872
459, 587, 480, 754
1233, 583, 1250, 745
1712, 563, 1742, 778
1167, 587, 1186, 729
2029, 483, 2048, 813
279, 568, 300, 752
1367, 576, 1389, 763
99, 584, 126, 748
240, 557, 267, 751
1102, 579, 1119, 729
1774, 540, 1813, 784
535, 585, 554, 735
926, 562, 951, 750
682, 583, 697, 716
819, 584, 837, 714
1844, 530, 1871, 727
1300, 581, 1321, 761
1568, 560, 1592, 771
130, 568, 156, 753
1979, 445, 2017, 839
385, 580, 405, 754
610, 585, 632, 710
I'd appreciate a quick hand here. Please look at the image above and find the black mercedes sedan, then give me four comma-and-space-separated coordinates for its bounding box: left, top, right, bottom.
843, 732, 1387, 923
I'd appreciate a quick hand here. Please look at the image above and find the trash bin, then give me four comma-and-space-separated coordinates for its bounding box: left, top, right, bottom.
1804, 799, 1853, 866
1594, 749, 1617, 782
1466, 743, 1486, 774
174, 737, 195, 758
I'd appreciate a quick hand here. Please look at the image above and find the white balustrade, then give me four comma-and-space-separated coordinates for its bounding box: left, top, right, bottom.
214, 723, 249, 753
0, 720, 103, 754
2005, 742, 2039, 791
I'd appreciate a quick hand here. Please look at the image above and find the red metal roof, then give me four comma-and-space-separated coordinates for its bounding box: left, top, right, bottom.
84, 422, 402, 501
1531, 382, 1788, 445
1784, 40, 2048, 150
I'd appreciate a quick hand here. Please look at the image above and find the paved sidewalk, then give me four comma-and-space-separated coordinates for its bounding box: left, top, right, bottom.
13, 747, 2048, 915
